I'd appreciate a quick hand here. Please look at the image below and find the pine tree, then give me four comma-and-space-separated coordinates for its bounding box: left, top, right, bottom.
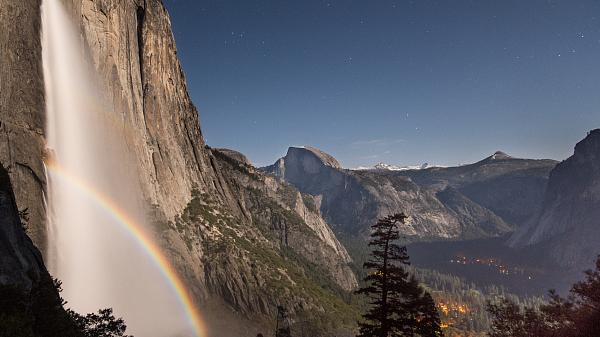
413, 292, 445, 337
357, 213, 444, 337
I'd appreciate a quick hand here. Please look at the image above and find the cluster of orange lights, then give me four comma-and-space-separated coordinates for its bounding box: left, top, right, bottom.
437, 301, 471, 333
449, 255, 533, 279
437, 301, 469, 316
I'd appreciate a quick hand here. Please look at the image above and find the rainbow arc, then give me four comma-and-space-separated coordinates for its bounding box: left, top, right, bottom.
45, 160, 207, 337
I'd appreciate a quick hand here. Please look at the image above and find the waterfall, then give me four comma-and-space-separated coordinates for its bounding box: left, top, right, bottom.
41, 1, 194, 336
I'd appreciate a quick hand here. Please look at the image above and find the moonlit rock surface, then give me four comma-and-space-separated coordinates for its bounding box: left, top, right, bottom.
0, 0, 48, 252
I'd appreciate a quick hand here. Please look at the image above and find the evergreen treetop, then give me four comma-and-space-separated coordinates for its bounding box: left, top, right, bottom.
357, 213, 443, 337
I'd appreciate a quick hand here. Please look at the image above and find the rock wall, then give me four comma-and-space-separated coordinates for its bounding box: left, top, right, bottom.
510, 129, 600, 269
0, 0, 48, 252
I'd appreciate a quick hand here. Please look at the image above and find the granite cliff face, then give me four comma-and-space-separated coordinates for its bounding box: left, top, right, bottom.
263, 147, 519, 242
0, 0, 48, 251
510, 130, 600, 269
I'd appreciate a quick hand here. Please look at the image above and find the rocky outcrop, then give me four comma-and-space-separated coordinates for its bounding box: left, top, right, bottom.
0, 162, 45, 289
215, 148, 252, 166
263, 147, 516, 241
509, 129, 600, 269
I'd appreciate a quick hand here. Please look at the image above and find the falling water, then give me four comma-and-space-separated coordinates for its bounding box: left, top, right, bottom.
41, 1, 194, 336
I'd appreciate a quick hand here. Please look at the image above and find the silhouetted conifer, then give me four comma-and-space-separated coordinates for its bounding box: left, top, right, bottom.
71, 308, 130, 337
356, 213, 443, 337
0, 277, 131, 337
275, 306, 292, 337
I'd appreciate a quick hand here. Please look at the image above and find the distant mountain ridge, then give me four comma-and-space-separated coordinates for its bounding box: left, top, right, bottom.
392, 151, 558, 227
261, 147, 552, 243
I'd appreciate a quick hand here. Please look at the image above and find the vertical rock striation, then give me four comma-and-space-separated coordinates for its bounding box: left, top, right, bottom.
0, 0, 48, 252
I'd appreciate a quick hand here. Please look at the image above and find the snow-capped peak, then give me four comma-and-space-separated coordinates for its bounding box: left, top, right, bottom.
363, 162, 432, 171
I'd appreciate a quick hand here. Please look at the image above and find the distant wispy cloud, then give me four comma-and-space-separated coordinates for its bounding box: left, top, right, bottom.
350, 138, 406, 147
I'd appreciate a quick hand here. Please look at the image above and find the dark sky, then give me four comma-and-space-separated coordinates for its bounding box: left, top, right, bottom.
163, 0, 600, 168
